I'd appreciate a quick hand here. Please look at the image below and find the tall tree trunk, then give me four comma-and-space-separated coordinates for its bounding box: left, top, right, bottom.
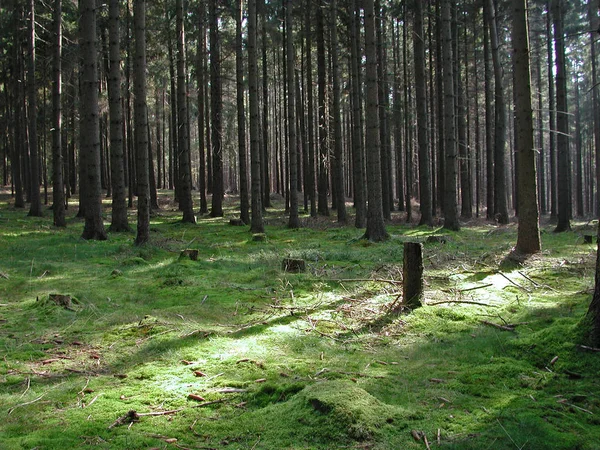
442, 0, 459, 231
588, 218, 600, 345
535, 39, 547, 215
485, 0, 508, 224
483, 2, 494, 219
236, 0, 250, 225
12, 3, 25, 209
134, 0, 150, 245
80, 0, 107, 240
261, 0, 271, 208
413, 0, 432, 226
176, 0, 196, 223
331, 0, 346, 223
350, 0, 366, 228
286, 0, 299, 229
26, 0, 42, 217
553, 0, 571, 232
575, 81, 583, 217
306, 0, 317, 217
316, 2, 329, 216
457, 11, 472, 219
513, 0, 541, 255
546, 4, 557, 218
108, 0, 131, 232
52, 0, 65, 227
362, 0, 389, 242
376, 0, 391, 219
249, 0, 264, 233
210, 0, 224, 217
589, 3, 600, 217
197, 8, 208, 214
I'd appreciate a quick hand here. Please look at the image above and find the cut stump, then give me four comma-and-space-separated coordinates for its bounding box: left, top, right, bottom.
425, 235, 448, 244
252, 233, 267, 242
180, 249, 199, 261
402, 242, 424, 309
282, 258, 306, 273
229, 218, 245, 226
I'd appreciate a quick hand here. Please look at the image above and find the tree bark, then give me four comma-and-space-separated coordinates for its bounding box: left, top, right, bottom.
133, 0, 150, 245
52, 0, 65, 227
513, 0, 541, 255
236, 0, 250, 225
413, 0, 432, 226
80, 0, 107, 240
210, 0, 224, 217
197, 8, 208, 214
286, 0, 299, 229
552, 0, 571, 232
362, 0, 389, 242
108, 0, 131, 232
316, 2, 329, 216
442, 0, 459, 231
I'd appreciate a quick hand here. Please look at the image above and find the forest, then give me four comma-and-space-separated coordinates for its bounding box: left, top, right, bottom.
1, 0, 600, 448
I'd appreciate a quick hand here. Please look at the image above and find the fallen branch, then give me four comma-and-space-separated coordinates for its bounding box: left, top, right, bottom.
108, 410, 139, 429
518, 271, 539, 287
497, 272, 531, 293
428, 300, 498, 308
459, 283, 494, 292
83, 393, 103, 408
332, 278, 402, 286
8, 394, 46, 415
481, 320, 515, 332
579, 344, 600, 352
138, 409, 184, 417
191, 399, 225, 408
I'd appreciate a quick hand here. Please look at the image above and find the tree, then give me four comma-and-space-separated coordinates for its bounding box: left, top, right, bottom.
196, 6, 208, 215
513, 0, 541, 255
286, 0, 299, 229
442, 0, 459, 231
362, 0, 389, 242
210, 0, 224, 217
249, 0, 264, 233
52, 0, 65, 227
413, 0, 432, 226
331, 0, 346, 223
552, 0, 571, 232
316, 2, 329, 216
133, 0, 150, 245
80, 0, 107, 240
236, 0, 250, 225
485, 0, 509, 225
305, 0, 317, 217
588, 221, 600, 345
108, 0, 131, 232
26, 0, 42, 217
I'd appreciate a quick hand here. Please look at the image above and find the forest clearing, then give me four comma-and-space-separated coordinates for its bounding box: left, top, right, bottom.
0, 191, 599, 449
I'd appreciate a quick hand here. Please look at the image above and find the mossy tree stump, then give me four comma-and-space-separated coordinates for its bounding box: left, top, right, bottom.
282, 258, 306, 273
229, 218, 245, 226
402, 242, 423, 309
180, 249, 199, 261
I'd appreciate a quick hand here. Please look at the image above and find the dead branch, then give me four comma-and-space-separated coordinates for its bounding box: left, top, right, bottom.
579, 344, 600, 352
481, 320, 515, 332
8, 394, 46, 415
428, 300, 498, 307
108, 410, 139, 429
191, 399, 225, 408
138, 409, 184, 417
497, 272, 531, 293
332, 278, 402, 286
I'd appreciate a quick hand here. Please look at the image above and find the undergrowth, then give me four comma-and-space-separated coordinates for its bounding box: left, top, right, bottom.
0, 191, 599, 449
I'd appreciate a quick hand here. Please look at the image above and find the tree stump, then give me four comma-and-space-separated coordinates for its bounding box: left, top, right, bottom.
229, 218, 245, 226
402, 242, 423, 309
252, 233, 267, 242
282, 258, 306, 273
180, 249, 199, 261
583, 234, 596, 244
425, 235, 448, 244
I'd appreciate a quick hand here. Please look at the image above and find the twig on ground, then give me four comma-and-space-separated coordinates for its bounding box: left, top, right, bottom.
8, 394, 46, 415
332, 278, 402, 286
518, 271, 539, 286
138, 409, 184, 417
497, 272, 531, 293
481, 320, 515, 332
579, 345, 600, 352
18, 377, 31, 399
84, 393, 103, 408
191, 399, 225, 408
428, 300, 498, 307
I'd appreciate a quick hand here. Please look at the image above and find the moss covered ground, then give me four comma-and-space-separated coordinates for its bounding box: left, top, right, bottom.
0, 190, 599, 449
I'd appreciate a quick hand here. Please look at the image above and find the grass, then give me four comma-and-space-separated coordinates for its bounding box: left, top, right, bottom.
1, 190, 599, 449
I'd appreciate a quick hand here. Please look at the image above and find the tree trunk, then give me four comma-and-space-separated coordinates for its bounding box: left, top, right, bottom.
26, 0, 42, 217
362, 0, 389, 242
52, 0, 65, 227
286, 0, 299, 229
316, 2, 329, 216
249, 0, 264, 233
483, 5, 494, 220
80, 0, 107, 240
210, 0, 224, 217
261, 0, 271, 208
442, 0, 459, 231
176, 0, 196, 223
133, 0, 150, 245
331, 0, 346, 223
12, 3, 25, 209
485, 0, 508, 225
236, 0, 250, 225
590, 3, 600, 217
377, 0, 391, 219
305, 0, 317, 217
513, 0, 541, 255
413, 0, 432, 226
197, 8, 208, 214
588, 220, 600, 345
553, 0, 571, 232
108, 0, 130, 232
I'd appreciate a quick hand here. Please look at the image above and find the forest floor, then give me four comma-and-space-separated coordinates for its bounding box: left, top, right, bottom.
0, 189, 599, 449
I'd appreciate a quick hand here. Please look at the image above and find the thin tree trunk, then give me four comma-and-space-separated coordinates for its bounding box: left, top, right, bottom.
134, 0, 150, 245
261, 0, 271, 208
363, 0, 389, 242
236, 0, 250, 224
176, 0, 196, 223
52, 0, 65, 227
513, 0, 541, 255
413, 0, 432, 226
483, 2, 494, 220
286, 0, 299, 228
210, 0, 223, 217
108, 0, 130, 232
316, 2, 329, 216
197, 9, 208, 214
